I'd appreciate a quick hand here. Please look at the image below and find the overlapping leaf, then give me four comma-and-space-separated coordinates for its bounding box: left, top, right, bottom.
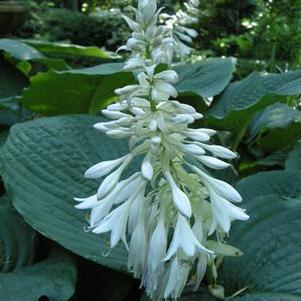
222, 194, 301, 301
0, 250, 77, 301
220, 169, 301, 301
249, 103, 301, 152
20, 63, 134, 115
0, 38, 69, 71
175, 57, 236, 99
207, 70, 301, 131
285, 141, 301, 171
25, 39, 116, 59
0, 195, 36, 272
236, 170, 301, 200
0, 58, 28, 107
0, 115, 129, 271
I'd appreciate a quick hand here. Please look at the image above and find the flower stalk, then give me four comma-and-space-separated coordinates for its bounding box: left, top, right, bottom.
75, 1, 249, 300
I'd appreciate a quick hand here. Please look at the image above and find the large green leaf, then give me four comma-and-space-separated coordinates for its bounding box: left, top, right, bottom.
0, 38, 43, 61
0, 250, 77, 301
25, 39, 116, 59
249, 103, 301, 138
236, 170, 301, 200
249, 103, 301, 153
0, 115, 129, 271
256, 147, 292, 166
222, 194, 301, 301
0, 58, 28, 106
175, 57, 236, 99
0, 195, 36, 273
207, 70, 301, 131
0, 38, 69, 71
285, 141, 301, 171
21, 63, 134, 115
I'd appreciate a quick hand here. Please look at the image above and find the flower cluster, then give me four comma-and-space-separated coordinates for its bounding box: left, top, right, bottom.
75, 1, 249, 300
161, 0, 200, 57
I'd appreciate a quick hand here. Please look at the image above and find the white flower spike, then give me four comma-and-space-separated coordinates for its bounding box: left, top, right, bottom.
75, 1, 249, 300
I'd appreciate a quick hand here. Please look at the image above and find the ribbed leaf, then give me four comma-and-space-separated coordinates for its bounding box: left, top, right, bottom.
222, 194, 301, 301
0, 38, 43, 61
285, 141, 301, 171
236, 170, 301, 200
249, 103, 301, 153
25, 39, 115, 59
21, 63, 134, 115
0, 250, 77, 301
207, 70, 301, 131
0, 195, 36, 272
0, 38, 69, 71
0, 115, 129, 271
175, 57, 236, 99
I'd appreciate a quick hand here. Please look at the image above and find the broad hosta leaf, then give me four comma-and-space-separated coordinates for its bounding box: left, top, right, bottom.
222, 194, 301, 301
0, 107, 34, 126
0, 39, 69, 71
257, 120, 301, 153
249, 103, 301, 153
175, 57, 236, 99
255, 148, 291, 166
25, 39, 116, 59
0, 195, 36, 272
0, 250, 77, 301
285, 141, 301, 171
0, 115, 130, 271
0, 58, 28, 106
249, 103, 301, 138
236, 170, 301, 200
21, 63, 134, 115
207, 70, 301, 131
0, 38, 43, 61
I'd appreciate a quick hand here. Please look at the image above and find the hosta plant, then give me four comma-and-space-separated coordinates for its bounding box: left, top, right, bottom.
0, 1, 301, 301
75, 1, 248, 299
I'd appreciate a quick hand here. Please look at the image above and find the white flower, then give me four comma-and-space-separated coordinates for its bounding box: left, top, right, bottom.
193, 253, 207, 291
164, 172, 192, 218
141, 152, 154, 180
165, 214, 212, 261
84, 155, 129, 179
92, 200, 131, 248
196, 155, 230, 170
197, 143, 237, 159
190, 165, 242, 202
148, 215, 167, 271
163, 256, 190, 299
97, 156, 132, 199
75, 1, 248, 299
128, 218, 147, 277
209, 189, 249, 234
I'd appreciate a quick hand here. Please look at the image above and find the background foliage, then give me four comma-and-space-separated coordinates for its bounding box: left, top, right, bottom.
0, 0, 301, 300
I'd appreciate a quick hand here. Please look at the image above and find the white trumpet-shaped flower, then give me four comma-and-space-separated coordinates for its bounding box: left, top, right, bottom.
75, 1, 248, 300
164, 256, 190, 299
92, 200, 131, 248
164, 171, 192, 218
148, 215, 167, 271
209, 189, 249, 234
165, 214, 212, 261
